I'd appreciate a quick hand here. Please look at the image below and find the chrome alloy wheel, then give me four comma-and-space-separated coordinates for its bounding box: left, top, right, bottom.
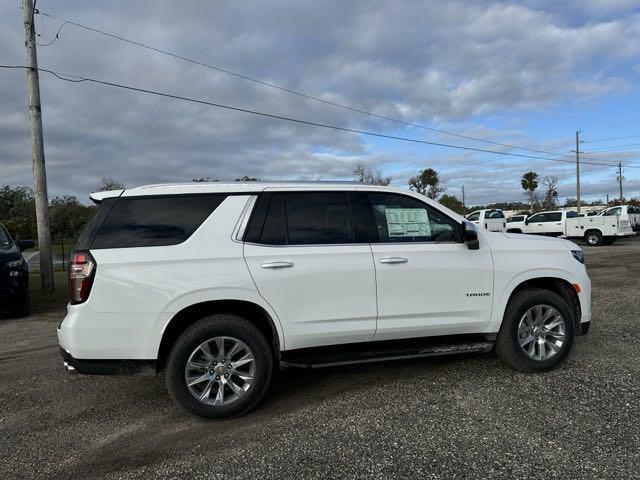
184, 336, 256, 406
517, 305, 566, 361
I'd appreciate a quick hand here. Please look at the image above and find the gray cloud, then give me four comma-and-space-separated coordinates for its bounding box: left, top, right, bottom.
0, 0, 638, 204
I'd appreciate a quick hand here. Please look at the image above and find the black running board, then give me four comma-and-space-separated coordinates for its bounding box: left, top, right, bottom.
280, 341, 494, 369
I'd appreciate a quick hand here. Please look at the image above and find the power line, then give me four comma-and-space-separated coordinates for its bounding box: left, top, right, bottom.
37, 10, 586, 162
3, 64, 638, 170
583, 133, 640, 144
583, 142, 640, 153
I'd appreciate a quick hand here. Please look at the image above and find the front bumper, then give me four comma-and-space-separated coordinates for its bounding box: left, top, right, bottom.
59, 347, 156, 375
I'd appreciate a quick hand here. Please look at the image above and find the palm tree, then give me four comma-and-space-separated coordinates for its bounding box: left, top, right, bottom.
521, 172, 538, 213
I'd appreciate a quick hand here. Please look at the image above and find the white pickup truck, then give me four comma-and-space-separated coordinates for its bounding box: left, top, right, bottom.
466, 209, 506, 232
522, 209, 635, 245
598, 205, 640, 232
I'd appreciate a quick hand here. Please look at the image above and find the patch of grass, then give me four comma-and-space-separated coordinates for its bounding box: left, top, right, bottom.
29, 271, 69, 314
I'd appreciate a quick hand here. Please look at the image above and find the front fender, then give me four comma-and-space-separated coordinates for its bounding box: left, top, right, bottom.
488, 267, 578, 333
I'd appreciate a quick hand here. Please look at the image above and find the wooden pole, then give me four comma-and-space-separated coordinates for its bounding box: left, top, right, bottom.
23, 0, 54, 291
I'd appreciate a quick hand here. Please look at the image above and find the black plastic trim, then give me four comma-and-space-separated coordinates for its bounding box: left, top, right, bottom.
60, 348, 156, 375
579, 321, 591, 336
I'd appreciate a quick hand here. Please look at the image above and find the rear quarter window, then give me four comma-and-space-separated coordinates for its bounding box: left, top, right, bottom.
89, 194, 226, 249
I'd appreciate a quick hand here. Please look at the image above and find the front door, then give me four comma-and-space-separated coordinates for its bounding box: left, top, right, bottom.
243, 191, 377, 350
524, 212, 546, 234
365, 192, 494, 341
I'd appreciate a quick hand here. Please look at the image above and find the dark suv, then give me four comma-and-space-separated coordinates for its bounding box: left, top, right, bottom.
0, 224, 34, 317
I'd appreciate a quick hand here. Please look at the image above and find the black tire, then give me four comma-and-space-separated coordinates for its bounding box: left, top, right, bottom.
495, 288, 575, 372
584, 230, 603, 246
603, 236, 616, 245
166, 314, 273, 419
9, 292, 31, 318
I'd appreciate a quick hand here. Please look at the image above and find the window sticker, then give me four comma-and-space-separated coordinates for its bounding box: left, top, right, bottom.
385, 208, 431, 237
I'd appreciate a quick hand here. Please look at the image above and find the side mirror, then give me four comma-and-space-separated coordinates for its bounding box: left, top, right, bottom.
524, 218, 530, 225
462, 222, 479, 250
18, 239, 35, 252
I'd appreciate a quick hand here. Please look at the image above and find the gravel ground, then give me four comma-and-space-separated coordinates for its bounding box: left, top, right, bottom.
1, 238, 639, 479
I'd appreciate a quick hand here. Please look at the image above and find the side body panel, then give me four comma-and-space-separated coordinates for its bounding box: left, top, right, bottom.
58, 195, 286, 359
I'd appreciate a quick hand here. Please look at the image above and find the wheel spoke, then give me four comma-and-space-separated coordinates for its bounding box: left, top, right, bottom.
544, 339, 560, 352
226, 341, 241, 360
233, 372, 254, 382
199, 379, 215, 401
519, 335, 535, 347
538, 339, 546, 359
545, 319, 563, 330
187, 361, 207, 370
200, 342, 215, 361
215, 337, 225, 358
213, 381, 225, 405
187, 372, 210, 387
545, 330, 565, 339
227, 378, 244, 397
232, 353, 254, 369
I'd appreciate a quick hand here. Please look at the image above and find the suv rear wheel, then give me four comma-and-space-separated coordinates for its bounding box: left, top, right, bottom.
495, 288, 575, 372
166, 314, 273, 418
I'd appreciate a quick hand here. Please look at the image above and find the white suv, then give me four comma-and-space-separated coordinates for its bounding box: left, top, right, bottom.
59, 182, 591, 418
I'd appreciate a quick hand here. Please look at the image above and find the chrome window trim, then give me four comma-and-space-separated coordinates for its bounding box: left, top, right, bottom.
232, 195, 258, 243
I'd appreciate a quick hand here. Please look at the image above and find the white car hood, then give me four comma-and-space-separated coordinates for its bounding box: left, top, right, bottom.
484, 231, 580, 252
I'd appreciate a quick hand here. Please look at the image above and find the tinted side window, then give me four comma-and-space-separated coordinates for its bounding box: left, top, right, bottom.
528, 213, 544, 223
285, 192, 354, 245
546, 212, 562, 222
91, 195, 225, 249
368, 193, 461, 243
566, 211, 578, 218
76, 197, 116, 249
466, 212, 480, 221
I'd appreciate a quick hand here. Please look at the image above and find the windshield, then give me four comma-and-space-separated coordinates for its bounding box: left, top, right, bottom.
485, 210, 505, 219
0, 226, 12, 248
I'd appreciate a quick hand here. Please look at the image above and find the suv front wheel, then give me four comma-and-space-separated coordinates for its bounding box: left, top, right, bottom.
496, 288, 575, 372
166, 314, 273, 418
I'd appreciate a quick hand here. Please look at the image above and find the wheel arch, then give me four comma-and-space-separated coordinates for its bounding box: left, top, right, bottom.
500, 277, 581, 335
156, 299, 282, 372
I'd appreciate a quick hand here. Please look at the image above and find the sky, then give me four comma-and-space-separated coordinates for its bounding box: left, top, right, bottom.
1, 0, 639, 206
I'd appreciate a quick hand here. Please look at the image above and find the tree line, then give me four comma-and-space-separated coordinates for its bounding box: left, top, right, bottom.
0, 178, 125, 242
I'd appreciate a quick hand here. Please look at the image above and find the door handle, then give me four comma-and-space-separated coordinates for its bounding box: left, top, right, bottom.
261, 261, 294, 269
379, 256, 408, 264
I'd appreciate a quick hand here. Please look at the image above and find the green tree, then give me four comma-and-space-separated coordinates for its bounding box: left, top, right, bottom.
49, 196, 93, 242
438, 194, 465, 214
521, 172, 538, 213
0, 185, 36, 240
409, 168, 446, 199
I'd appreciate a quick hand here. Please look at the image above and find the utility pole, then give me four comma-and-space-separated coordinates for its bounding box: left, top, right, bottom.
617, 162, 624, 202
606, 193, 609, 207
575, 130, 581, 216
23, 0, 54, 291
461, 185, 466, 215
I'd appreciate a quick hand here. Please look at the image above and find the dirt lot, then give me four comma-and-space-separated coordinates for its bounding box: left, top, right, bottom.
1, 238, 639, 480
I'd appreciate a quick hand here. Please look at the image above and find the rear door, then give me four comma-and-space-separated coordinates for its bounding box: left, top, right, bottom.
365, 192, 494, 341
542, 212, 564, 235
243, 191, 377, 350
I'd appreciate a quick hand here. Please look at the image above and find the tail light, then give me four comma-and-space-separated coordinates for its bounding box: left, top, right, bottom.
69, 251, 96, 304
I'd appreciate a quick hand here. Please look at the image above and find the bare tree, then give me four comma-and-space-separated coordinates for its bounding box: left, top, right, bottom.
541, 176, 559, 210
353, 164, 392, 186
98, 177, 126, 191
408, 168, 446, 199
